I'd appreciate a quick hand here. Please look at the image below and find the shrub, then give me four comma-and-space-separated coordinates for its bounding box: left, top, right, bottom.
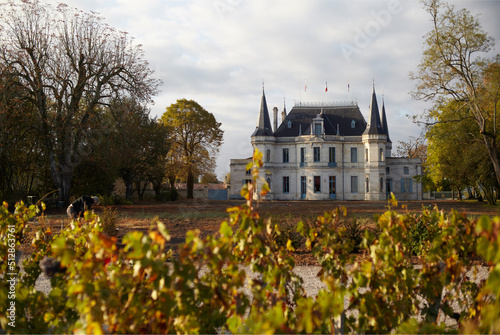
99, 207, 118, 237
154, 189, 179, 202
1, 151, 499, 334
340, 218, 365, 253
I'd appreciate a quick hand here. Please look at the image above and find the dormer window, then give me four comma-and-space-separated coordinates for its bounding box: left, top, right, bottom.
313, 114, 324, 136
315, 123, 322, 136
351, 120, 356, 128
287, 120, 292, 128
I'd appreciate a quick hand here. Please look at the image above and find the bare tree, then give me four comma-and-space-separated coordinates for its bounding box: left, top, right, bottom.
396, 136, 427, 166
0, 0, 161, 204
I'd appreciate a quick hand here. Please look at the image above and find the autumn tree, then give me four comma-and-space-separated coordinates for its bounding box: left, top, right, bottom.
410, 0, 500, 188
107, 98, 170, 201
161, 99, 223, 199
0, 0, 160, 204
425, 100, 499, 203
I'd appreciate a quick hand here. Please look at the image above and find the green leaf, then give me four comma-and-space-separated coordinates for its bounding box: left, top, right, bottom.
219, 221, 233, 238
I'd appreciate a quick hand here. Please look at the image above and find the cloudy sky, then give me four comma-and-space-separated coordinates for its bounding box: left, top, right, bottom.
48, 0, 500, 179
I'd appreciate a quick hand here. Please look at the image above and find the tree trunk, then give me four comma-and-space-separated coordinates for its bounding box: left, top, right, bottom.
187, 170, 194, 199
481, 133, 500, 192
121, 168, 134, 200
135, 180, 150, 201
153, 182, 162, 196
168, 176, 176, 190
136, 181, 144, 201
48, 152, 73, 206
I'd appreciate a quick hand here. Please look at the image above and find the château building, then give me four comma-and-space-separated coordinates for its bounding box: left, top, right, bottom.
229, 86, 422, 201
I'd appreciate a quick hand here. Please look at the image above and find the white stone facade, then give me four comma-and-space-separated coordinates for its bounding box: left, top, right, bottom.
229, 88, 422, 201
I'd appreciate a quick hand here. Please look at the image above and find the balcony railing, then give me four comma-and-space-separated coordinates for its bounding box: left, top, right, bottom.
293, 101, 357, 108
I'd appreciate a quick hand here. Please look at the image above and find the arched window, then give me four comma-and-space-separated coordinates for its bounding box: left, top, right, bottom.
266, 177, 271, 190
287, 120, 292, 128
380, 148, 384, 161
351, 120, 356, 128
266, 149, 271, 162
380, 178, 384, 192
365, 148, 369, 162
366, 178, 369, 193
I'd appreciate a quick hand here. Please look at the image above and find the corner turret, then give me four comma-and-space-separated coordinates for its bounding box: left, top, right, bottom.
363, 85, 384, 136
252, 88, 274, 137
380, 98, 391, 143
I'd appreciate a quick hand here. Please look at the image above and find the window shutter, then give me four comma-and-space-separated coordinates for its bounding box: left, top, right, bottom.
401, 179, 404, 193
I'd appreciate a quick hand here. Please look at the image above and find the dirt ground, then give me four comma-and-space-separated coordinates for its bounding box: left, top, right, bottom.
37, 199, 500, 265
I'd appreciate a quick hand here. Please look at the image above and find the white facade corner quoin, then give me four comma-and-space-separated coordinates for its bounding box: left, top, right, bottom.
229, 85, 422, 201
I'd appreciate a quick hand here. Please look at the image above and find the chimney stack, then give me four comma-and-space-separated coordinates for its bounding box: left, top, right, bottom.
273, 107, 278, 132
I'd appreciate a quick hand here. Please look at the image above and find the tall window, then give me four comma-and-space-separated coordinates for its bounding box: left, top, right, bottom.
300, 147, 305, 163
401, 178, 412, 193
314, 147, 320, 162
329, 176, 336, 195
404, 166, 409, 174
283, 148, 289, 163
283, 176, 290, 193
351, 176, 358, 193
315, 123, 322, 136
329, 147, 336, 163
380, 178, 384, 192
314, 176, 321, 193
365, 148, 369, 162
366, 178, 369, 192
351, 147, 357, 163
380, 148, 384, 161
266, 149, 271, 162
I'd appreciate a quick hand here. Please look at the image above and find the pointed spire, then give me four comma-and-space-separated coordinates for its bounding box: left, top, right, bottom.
281, 98, 287, 124
380, 97, 391, 142
363, 84, 384, 135
252, 87, 274, 137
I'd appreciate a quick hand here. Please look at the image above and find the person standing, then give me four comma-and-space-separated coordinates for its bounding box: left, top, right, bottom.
67, 196, 100, 219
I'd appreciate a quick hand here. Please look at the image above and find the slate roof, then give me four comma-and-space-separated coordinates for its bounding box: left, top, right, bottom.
273, 104, 367, 137
363, 86, 385, 136
251, 89, 274, 136
380, 100, 392, 142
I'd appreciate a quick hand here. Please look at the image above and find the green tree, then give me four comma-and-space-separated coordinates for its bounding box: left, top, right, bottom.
108, 98, 170, 201
0, 0, 160, 204
161, 99, 224, 199
411, 0, 500, 188
425, 100, 498, 203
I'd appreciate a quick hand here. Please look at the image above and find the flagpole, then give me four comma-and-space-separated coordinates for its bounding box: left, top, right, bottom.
325, 81, 328, 104
348, 80, 351, 102
304, 80, 307, 103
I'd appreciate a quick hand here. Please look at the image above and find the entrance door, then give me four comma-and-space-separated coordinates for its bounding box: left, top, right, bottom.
386, 178, 393, 198
329, 176, 336, 199
301, 176, 307, 199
